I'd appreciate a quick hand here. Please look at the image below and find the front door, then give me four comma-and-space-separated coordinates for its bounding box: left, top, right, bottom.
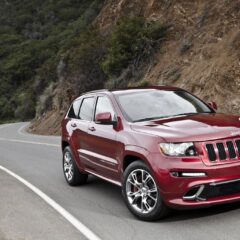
79, 95, 120, 182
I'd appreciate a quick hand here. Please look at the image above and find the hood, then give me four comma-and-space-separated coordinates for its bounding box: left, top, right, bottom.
130, 113, 240, 142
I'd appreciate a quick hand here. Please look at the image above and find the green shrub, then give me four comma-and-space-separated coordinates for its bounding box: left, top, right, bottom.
101, 16, 144, 77
0, 97, 14, 120
65, 26, 107, 93
67, 27, 104, 71
57, 8, 81, 21
14, 91, 36, 121
137, 80, 151, 87
16, 14, 33, 28
0, 0, 104, 121
144, 21, 168, 41
101, 16, 167, 78
36, 82, 56, 116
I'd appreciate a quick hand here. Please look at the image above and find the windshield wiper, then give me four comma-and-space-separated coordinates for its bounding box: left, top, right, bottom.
133, 116, 166, 123
133, 112, 207, 122
171, 112, 211, 117
172, 112, 199, 117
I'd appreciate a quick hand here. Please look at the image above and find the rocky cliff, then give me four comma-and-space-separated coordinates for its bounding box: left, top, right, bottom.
29, 0, 240, 135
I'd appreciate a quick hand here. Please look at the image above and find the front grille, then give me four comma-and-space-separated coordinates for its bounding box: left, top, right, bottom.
204, 139, 240, 164
226, 141, 237, 159
206, 144, 217, 161
236, 140, 240, 154
216, 143, 226, 160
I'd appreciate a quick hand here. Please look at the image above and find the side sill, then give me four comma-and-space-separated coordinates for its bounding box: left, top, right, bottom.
85, 169, 122, 187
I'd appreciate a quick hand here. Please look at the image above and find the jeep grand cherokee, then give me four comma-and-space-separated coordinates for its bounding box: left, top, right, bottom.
61, 86, 240, 221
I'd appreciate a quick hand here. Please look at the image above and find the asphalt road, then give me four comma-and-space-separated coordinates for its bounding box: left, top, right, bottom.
1, 123, 240, 240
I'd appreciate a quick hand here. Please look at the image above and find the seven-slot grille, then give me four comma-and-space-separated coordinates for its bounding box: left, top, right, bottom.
205, 139, 240, 163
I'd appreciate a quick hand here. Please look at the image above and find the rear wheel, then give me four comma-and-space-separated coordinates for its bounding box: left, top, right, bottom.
123, 161, 169, 221
63, 146, 88, 186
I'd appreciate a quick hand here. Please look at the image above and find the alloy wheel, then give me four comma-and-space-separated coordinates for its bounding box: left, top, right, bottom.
63, 151, 74, 182
126, 169, 158, 214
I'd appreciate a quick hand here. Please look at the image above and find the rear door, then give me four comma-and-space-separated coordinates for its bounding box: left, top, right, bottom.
66, 98, 83, 167
79, 95, 120, 182
71, 96, 95, 169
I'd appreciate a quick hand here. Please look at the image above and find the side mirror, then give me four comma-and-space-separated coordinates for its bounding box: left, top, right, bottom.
96, 112, 116, 125
208, 101, 218, 111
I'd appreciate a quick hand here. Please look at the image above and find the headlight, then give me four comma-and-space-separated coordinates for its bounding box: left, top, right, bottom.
159, 142, 197, 156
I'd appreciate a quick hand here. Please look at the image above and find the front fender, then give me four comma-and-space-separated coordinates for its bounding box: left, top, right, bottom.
121, 145, 151, 173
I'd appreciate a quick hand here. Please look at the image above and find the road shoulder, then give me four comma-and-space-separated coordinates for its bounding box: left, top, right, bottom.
0, 170, 85, 240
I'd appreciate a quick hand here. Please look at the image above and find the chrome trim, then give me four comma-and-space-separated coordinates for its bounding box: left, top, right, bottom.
78, 149, 118, 165
85, 169, 122, 186
183, 185, 205, 201
79, 154, 118, 172
235, 140, 240, 156
209, 178, 240, 186
204, 138, 240, 163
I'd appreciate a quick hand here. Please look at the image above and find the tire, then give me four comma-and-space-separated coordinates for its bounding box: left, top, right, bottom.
122, 161, 169, 221
63, 146, 88, 186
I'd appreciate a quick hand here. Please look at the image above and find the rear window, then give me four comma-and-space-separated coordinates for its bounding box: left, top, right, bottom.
68, 99, 81, 118
79, 97, 95, 121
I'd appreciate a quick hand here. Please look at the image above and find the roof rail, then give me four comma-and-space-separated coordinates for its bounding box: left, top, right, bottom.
84, 89, 109, 94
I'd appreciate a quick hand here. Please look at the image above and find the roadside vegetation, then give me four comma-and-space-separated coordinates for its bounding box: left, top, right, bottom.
102, 16, 167, 79
0, 0, 104, 121
0, 0, 167, 122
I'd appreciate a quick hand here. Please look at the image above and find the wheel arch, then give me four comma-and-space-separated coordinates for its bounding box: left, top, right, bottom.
122, 145, 151, 173
61, 140, 70, 152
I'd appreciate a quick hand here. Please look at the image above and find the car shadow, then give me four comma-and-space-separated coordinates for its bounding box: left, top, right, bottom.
84, 176, 240, 222
82, 175, 125, 202
165, 202, 240, 222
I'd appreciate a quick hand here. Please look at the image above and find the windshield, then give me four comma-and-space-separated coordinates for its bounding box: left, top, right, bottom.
115, 90, 213, 122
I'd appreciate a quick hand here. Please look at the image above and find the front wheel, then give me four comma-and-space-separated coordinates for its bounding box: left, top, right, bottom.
63, 146, 88, 186
122, 161, 169, 221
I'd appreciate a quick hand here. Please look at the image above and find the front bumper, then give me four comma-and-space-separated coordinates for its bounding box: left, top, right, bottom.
149, 153, 240, 209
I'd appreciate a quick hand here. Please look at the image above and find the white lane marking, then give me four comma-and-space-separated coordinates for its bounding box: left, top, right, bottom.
17, 123, 60, 139
17, 123, 30, 136
0, 137, 60, 147
0, 165, 102, 240
0, 123, 12, 129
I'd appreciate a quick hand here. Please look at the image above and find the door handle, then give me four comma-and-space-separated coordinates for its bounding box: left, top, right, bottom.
71, 123, 77, 128
88, 126, 96, 132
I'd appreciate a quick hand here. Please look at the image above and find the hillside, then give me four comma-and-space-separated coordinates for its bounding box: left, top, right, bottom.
95, 0, 240, 113
1, 0, 239, 135
0, 0, 105, 122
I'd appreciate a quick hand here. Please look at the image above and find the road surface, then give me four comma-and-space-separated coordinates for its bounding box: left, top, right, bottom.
1, 122, 240, 240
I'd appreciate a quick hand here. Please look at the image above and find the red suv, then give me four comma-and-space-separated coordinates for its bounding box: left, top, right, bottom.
61, 86, 240, 221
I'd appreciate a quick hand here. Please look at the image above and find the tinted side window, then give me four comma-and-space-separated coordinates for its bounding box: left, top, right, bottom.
95, 96, 115, 120
79, 97, 95, 121
68, 99, 81, 118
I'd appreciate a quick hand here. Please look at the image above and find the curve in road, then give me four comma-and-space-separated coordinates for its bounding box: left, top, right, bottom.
1, 123, 240, 240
